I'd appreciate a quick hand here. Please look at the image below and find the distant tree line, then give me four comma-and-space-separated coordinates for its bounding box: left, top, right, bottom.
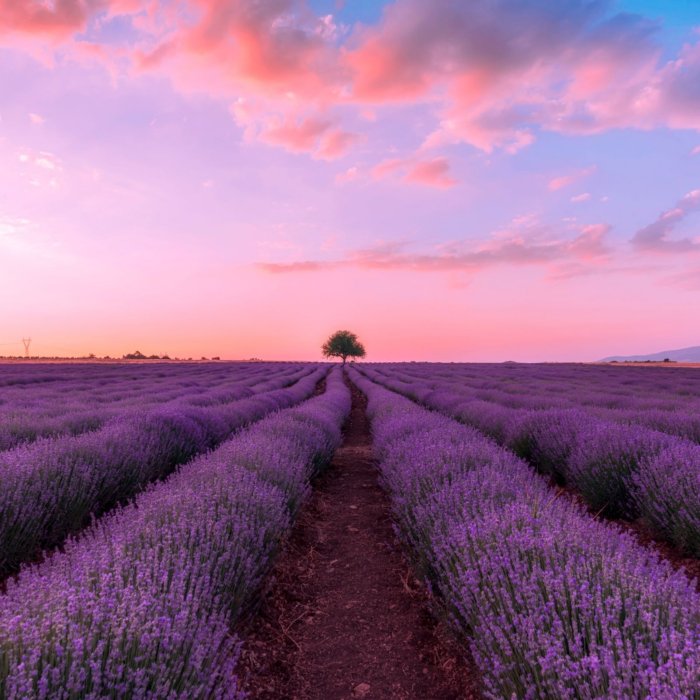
122, 351, 222, 361
122, 350, 171, 360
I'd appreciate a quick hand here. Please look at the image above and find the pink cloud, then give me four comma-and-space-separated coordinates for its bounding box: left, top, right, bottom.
346, 1, 699, 152
0, 0, 104, 39
633, 190, 700, 252
404, 158, 456, 188
334, 166, 360, 185
665, 266, 700, 290
549, 165, 597, 191
231, 105, 357, 159
569, 223, 611, 260
316, 129, 360, 160
259, 218, 612, 275
3, 0, 700, 160
263, 116, 333, 151
571, 192, 591, 203
650, 40, 700, 132
120, 2, 351, 158
131, 0, 341, 103
372, 155, 457, 188
692, 145, 700, 156
371, 158, 405, 180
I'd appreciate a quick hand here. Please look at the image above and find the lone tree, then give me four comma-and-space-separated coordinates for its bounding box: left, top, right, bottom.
322, 330, 366, 365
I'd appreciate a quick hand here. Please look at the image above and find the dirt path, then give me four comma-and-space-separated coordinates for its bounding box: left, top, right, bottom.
240, 377, 480, 700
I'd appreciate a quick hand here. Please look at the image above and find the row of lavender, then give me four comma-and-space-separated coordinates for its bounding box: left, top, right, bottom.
0, 361, 228, 391
0, 364, 282, 410
349, 368, 700, 699
0, 368, 351, 698
0, 363, 299, 451
362, 365, 700, 557
389, 363, 700, 441
0, 361, 260, 388
393, 363, 700, 412
0, 364, 322, 576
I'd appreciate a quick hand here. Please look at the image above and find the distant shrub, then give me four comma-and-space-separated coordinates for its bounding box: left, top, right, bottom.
506, 408, 598, 482
632, 442, 700, 556
568, 424, 677, 518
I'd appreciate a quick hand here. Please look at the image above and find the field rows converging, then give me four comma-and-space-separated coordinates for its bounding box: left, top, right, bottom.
357, 363, 700, 562
348, 367, 700, 699
0, 366, 351, 698
0, 362, 699, 699
239, 377, 480, 700
0, 363, 311, 452
0, 363, 324, 577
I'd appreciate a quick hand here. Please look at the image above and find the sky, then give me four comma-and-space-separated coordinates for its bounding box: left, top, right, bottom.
0, 0, 698, 362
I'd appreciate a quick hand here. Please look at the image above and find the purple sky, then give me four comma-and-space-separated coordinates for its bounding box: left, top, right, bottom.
0, 0, 699, 361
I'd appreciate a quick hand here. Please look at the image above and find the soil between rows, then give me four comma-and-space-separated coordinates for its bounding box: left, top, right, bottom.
239, 376, 480, 699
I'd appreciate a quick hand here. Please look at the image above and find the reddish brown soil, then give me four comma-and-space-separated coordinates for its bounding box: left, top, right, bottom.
0, 374, 330, 593
623, 518, 700, 588
311, 375, 327, 397
239, 379, 481, 700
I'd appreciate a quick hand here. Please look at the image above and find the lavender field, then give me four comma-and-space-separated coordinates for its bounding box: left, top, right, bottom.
0, 361, 698, 699
351, 364, 700, 699
8, 0, 700, 696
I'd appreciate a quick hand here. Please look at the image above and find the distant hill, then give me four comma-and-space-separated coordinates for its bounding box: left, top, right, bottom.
601, 346, 700, 363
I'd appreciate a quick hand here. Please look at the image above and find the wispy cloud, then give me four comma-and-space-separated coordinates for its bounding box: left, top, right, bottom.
632, 190, 700, 252
258, 218, 612, 276
17, 148, 63, 189
405, 158, 457, 188
372, 155, 458, 188
0, 214, 67, 262
664, 267, 700, 289
549, 166, 597, 191
230, 100, 358, 159
335, 166, 360, 185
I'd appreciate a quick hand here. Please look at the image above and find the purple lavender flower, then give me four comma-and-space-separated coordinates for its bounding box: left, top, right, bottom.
0, 368, 350, 698
0, 364, 326, 576
567, 423, 679, 518
632, 442, 700, 556
349, 366, 700, 699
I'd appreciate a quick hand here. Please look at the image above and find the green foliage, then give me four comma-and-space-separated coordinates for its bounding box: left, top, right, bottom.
322, 330, 366, 364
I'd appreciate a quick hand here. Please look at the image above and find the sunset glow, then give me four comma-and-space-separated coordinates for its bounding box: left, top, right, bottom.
1, 0, 699, 360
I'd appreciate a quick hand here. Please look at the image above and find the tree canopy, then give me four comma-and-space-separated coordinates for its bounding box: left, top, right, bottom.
322, 330, 366, 364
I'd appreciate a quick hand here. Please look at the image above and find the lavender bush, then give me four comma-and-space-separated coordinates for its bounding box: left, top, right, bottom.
0, 363, 314, 452
0, 366, 326, 576
632, 442, 700, 556
439, 500, 700, 699
567, 423, 679, 518
359, 363, 700, 553
349, 368, 700, 699
0, 368, 350, 699
504, 408, 599, 481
